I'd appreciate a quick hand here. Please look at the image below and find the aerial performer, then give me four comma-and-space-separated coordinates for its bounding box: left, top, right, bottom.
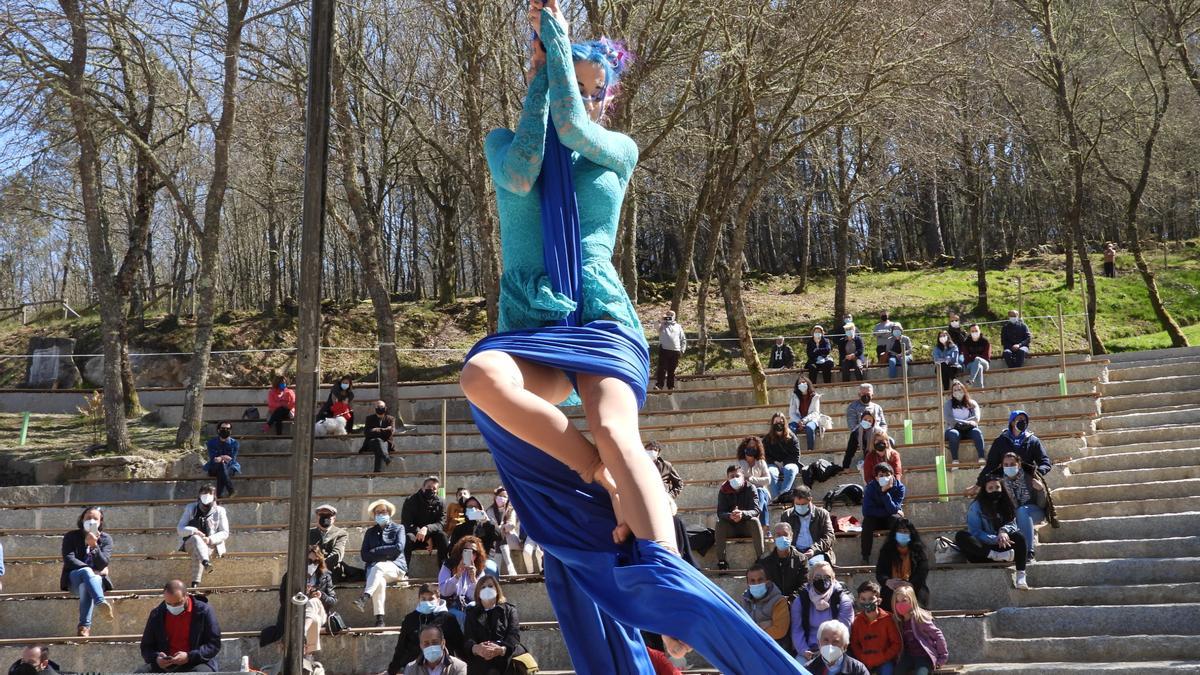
458, 1, 806, 673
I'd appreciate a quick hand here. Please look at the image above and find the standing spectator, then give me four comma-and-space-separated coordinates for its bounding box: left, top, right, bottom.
804, 620, 870, 675
486, 488, 522, 576
891, 585, 949, 675
402, 477, 450, 567
768, 336, 796, 370
763, 413, 803, 500
839, 323, 867, 382
736, 436, 774, 529
861, 464, 905, 565
931, 330, 962, 392
962, 323, 992, 387
361, 400, 396, 473
463, 577, 532, 675
323, 375, 356, 431
441, 537, 489, 629
1000, 309, 1032, 368
759, 522, 808, 598
955, 475, 1030, 590
354, 499, 409, 627
403, 626, 468, 675
7, 646, 59, 675
872, 312, 898, 359
258, 545, 337, 654
309, 504, 363, 582
780, 485, 837, 566
944, 380, 985, 465
788, 376, 824, 453
645, 441, 683, 499
740, 564, 791, 654
789, 561, 854, 662
1001, 452, 1051, 563
849, 581, 901, 675
885, 324, 913, 379
714, 465, 764, 570
861, 430, 903, 483
946, 312, 967, 349
387, 584, 466, 674
265, 375, 296, 436
61, 506, 115, 637
655, 310, 686, 390
451, 497, 502, 554
804, 326, 835, 384
176, 485, 229, 588
973, 410, 1051, 491
137, 580, 222, 673
875, 520, 930, 609
1103, 242, 1118, 278
203, 422, 239, 498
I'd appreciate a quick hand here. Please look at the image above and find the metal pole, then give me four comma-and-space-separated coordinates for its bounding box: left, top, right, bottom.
284, 0, 335, 670
901, 340, 912, 445
1057, 301, 1068, 395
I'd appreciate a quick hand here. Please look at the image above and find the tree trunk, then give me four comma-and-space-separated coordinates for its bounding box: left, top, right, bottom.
1127, 218, 1187, 346
832, 201, 852, 333
618, 179, 639, 300
923, 171, 945, 258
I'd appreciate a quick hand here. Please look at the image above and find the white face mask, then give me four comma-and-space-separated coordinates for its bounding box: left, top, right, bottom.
646, 450, 659, 462
877, 476, 892, 487
165, 601, 187, 616
860, 420, 872, 430
199, 494, 214, 506
813, 332, 823, 340
950, 320, 960, 328
798, 383, 808, 393
83, 519, 100, 532
939, 336, 948, 344
820, 644, 844, 664
728, 477, 744, 490
892, 329, 902, 337
846, 329, 856, 338
307, 563, 317, 576
970, 331, 981, 339
952, 391, 964, 401
479, 586, 498, 603
1009, 316, 1019, 324
466, 507, 484, 521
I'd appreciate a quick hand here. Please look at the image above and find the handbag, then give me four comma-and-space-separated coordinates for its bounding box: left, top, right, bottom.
326, 611, 349, 635
933, 536, 965, 565
508, 652, 539, 675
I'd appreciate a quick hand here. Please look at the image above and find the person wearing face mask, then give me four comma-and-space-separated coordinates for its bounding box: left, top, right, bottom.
307, 504, 363, 582
485, 488, 522, 576
778, 485, 837, 569
645, 440, 684, 499
961, 323, 991, 387
203, 422, 239, 498
999, 452, 1053, 563
788, 376, 826, 453
440, 537, 489, 630
388, 584, 466, 674
943, 381, 984, 466
849, 581, 901, 675
60, 506, 115, 637
137, 580, 221, 672
361, 401, 397, 473
655, 311, 687, 390
845, 384, 888, 470
1000, 309, 1032, 368
354, 499, 409, 627
861, 431, 903, 484
447, 488, 474, 531
450, 497, 503, 556
874, 520, 930, 609
763, 413, 803, 501
7, 645, 60, 675
804, 620, 870, 675
714, 466, 764, 569
790, 562, 854, 662
402, 477, 450, 567
259, 545, 337, 653
463, 577, 533, 675
860, 464, 906, 564
972, 410, 1051, 493
931, 330, 962, 392
805, 325, 835, 384
946, 312, 967, 349
884, 324, 913, 380
758, 522, 808, 599
872, 312, 898, 360
739, 565, 792, 654
264, 374, 296, 436
736, 436, 774, 530
890, 585, 948, 675
838, 323, 867, 382
768, 336, 796, 370
956, 475, 1030, 589
322, 375, 356, 431
176, 486, 230, 589
402, 625, 468, 675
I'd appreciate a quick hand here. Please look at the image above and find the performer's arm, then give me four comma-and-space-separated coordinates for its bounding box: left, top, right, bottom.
484, 68, 550, 195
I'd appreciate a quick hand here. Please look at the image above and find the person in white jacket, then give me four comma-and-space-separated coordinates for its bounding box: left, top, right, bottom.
176, 485, 230, 588
788, 375, 826, 452
655, 311, 687, 390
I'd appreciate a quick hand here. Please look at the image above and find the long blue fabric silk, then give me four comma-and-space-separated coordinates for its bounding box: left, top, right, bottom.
467, 10, 806, 674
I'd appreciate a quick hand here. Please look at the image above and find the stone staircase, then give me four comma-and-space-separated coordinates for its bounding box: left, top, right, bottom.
0, 348, 1197, 673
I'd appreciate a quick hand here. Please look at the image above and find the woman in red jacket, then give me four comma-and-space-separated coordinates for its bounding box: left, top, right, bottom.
266, 374, 296, 436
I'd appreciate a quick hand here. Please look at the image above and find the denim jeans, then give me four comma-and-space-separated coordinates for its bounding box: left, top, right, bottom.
897, 653, 933, 675
966, 358, 989, 386
871, 663, 896, 675
788, 420, 818, 452
754, 487, 772, 526
1016, 504, 1046, 554
945, 426, 985, 460
70, 567, 106, 628
767, 463, 800, 498
887, 355, 912, 379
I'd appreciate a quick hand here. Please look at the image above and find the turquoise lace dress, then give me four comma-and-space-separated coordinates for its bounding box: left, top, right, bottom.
483, 11, 644, 342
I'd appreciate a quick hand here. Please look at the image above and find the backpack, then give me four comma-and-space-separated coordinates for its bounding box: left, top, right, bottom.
241, 407, 260, 420
823, 484, 865, 510
802, 459, 841, 487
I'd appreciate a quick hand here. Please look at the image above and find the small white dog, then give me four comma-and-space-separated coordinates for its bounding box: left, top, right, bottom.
314, 416, 347, 437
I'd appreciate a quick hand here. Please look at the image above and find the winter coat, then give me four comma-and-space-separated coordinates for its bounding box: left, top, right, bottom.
763, 433, 803, 466
361, 413, 396, 453
1000, 320, 1032, 351
267, 387, 296, 415
976, 410, 1052, 486
60, 529, 113, 592
361, 522, 408, 574
308, 525, 349, 570
805, 337, 834, 367
388, 604, 466, 674
402, 491, 447, 533
962, 335, 991, 363
849, 609, 902, 670
803, 655, 871, 675
768, 344, 796, 369
790, 582, 854, 653
846, 400, 888, 431
943, 398, 982, 432
780, 505, 837, 565
462, 602, 528, 674
757, 547, 809, 598
899, 616, 949, 669
204, 437, 241, 474
739, 582, 791, 649
717, 481, 760, 522
176, 502, 230, 556
862, 478, 905, 520
862, 448, 903, 484
839, 335, 867, 364
655, 456, 684, 498
139, 596, 222, 672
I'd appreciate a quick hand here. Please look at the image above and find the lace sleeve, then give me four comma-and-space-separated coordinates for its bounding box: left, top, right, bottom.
485, 68, 550, 195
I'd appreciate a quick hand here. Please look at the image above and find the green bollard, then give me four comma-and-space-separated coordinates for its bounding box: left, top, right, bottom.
903, 419, 913, 445
1058, 372, 1068, 396
19, 411, 30, 446
936, 455, 948, 503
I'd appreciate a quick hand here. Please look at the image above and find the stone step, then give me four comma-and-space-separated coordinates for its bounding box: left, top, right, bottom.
1087, 422, 1200, 447
1009, 581, 1200, 608
1104, 345, 1200, 364
1037, 536, 1200, 561
1053, 495, 1200, 520
989, 603, 1200, 638
1099, 389, 1200, 414
1024, 558, 1200, 588
1076, 437, 1191, 458
1063, 447, 1200, 473
960, 662, 1200, 674
1106, 360, 1200, 381
1095, 405, 1200, 431
981, 634, 1200, 663
1054, 470, 1200, 495
1100, 373, 1200, 397
1041, 512, 1200, 543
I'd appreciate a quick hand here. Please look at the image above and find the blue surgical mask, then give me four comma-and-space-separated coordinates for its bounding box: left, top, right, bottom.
340, 382, 349, 390
374, 513, 391, 526
859, 420, 872, 430
794, 504, 811, 517
416, 600, 437, 615
1003, 465, 1020, 478
775, 536, 790, 550
749, 582, 768, 599
278, 382, 287, 390
422, 645, 444, 663
895, 532, 912, 546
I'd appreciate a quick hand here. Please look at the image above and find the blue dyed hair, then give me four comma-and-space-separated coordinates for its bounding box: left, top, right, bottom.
570, 38, 634, 95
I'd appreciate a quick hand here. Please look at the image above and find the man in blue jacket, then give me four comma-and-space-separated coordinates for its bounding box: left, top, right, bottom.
1000, 309, 1032, 368
972, 410, 1052, 492
138, 580, 222, 672
860, 463, 905, 564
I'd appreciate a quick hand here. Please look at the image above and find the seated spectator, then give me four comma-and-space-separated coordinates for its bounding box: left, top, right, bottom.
309, 503, 364, 582
265, 375, 296, 436
891, 585, 949, 675
451, 496, 503, 554
872, 312, 898, 360
790, 561, 854, 661
962, 323, 992, 387
805, 326, 835, 383
447, 487, 472, 531
759, 522, 808, 599
403, 477, 450, 567
361, 401, 396, 474
176, 485, 229, 588
849, 581, 901, 675
804, 619, 870, 675
875, 519, 930, 609
763, 413, 803, 500
946, 312, 967, 349
781, 486, 837, 566
463, 576, 534, 675
862, 429, 902, 484
7, 646, 59, 675
486, 488, 522, 576
788, 376, 824, 453
844, 383, 888, 469
973, 410, 1051, 492
736, 436, 773, 529
354, 499, 409, 627
885, 324, 913, 379
714, 465, 764, 570
61, 506, 115, 637
1000, 452, 1051, 563
203, 422, 239, 498
323, 375, 356, 432
932, 330, 963, 392
440, 536, 488, 628
1001, 309, 1032, 368
768, 336, 796, 369
839, 323, 867, 382
403, 625, 468, 675
740, 564, 791, 654
258, 545, 337, 653
387, 584, 466, 674
861, 463, 905, 565
646, 441, 683, 499
944, 380, 984, 465
137, 580, 221, 673
955, 475, 1029, 589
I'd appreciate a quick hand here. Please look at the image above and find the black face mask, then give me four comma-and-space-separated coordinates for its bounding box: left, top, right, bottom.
376, 407, 387, 415
423, 488, 437, 498
772, 423, 785, 432
813, 577, 832, 593
1015, 419, 1029, 432
860, 395, 871, 404
218, 429, 231, 439
874, 441, 888, 451
318, 516, 333, 528
860, 601, 878, 613
986, 490, 1003, 501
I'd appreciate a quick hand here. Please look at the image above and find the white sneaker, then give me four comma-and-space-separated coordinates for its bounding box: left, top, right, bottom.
977, 457, 986, 464
987, 549, 1015, 562
951, 459, 960, 467
1014, 571, 1029, 589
